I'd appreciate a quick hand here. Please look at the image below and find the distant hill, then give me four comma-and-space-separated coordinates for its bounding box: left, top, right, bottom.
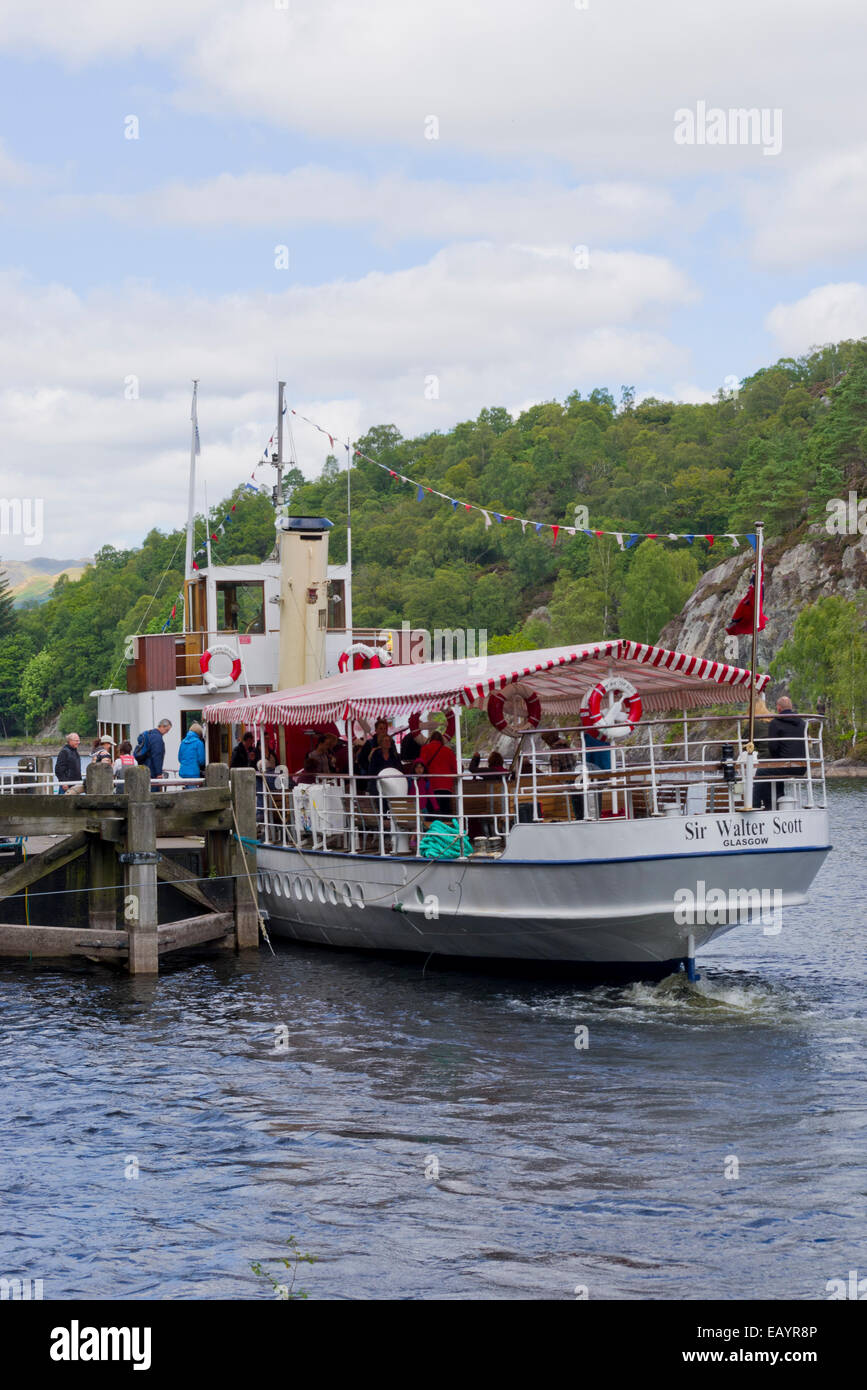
2, 557, 90, 607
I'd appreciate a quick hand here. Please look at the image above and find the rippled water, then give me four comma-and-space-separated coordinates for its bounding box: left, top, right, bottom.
1, 783, 864, 1300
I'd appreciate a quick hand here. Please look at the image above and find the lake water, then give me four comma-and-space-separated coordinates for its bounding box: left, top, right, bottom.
0, 782, 863, 1300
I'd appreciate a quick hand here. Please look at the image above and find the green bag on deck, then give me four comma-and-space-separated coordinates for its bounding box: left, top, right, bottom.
419, 818, 471, 860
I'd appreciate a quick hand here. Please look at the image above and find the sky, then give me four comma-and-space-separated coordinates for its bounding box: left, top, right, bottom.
0, 0, 866, 560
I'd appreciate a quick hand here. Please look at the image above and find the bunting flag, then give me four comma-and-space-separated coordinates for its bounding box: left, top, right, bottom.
288, 406, 756, 548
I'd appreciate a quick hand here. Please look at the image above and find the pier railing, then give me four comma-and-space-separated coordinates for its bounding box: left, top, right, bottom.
0, 763, 259, 972
251, 713, 826, 858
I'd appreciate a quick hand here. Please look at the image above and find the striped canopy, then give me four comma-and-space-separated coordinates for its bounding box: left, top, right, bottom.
203, 640, 770, 727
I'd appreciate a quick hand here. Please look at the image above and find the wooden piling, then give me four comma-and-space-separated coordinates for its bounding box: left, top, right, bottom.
123, 764, 159, 975
0, 756, 259, 971
86, 761, 118, 933
231, 767, 260, 950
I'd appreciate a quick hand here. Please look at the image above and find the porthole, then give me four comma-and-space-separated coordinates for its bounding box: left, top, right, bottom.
304, 878, 314, 902
354, 883, 365, 910
283, 874, 293, 896
317, 880, 327, 904
273, 875, 282, 897
262, 873, 272, 894
341, 883, 353, 908
293, 877, 303, 901
327, 881, 338, 906
257, 872, 265, 892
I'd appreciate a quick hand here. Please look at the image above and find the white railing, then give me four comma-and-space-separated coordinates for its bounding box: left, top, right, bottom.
251, 712, 827, 858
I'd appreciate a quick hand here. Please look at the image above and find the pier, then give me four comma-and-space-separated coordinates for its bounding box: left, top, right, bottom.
0, 763, 259, 974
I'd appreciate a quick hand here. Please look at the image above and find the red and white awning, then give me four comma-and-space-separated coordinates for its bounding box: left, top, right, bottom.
202, 640, 769, 728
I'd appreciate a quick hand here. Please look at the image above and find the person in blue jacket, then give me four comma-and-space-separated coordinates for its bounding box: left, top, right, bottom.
177, 722, 206, 785
134, 718, 172, 782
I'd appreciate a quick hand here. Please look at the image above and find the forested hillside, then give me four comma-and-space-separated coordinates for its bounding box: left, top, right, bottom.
1, 340, 866, 743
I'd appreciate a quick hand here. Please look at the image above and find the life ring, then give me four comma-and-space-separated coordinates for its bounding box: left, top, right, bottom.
408, 710, 456, 742
338, 642, 393, 674
487, 688, 542, 735
580, 676, 642, 743
199, 644, 242, 690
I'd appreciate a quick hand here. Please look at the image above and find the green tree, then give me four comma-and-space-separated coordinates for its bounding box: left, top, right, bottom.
0, 561, 15, 637
19, 648, 58, 734
771, 594, 867, 751
0, 630, 34, 735
618, 541, 699, 645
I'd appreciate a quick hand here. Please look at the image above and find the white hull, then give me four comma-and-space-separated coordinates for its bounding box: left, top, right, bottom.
256, 808, 831, 973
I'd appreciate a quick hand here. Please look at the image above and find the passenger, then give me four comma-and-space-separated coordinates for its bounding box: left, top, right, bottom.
133, 718, 172, 787
54, 731, 82, 795
113, 740, 136, 785
358, 718, 389, 792
411, 759, 440, 818
756, 695, 807, 810
295, 755, 319, 785
178, 722, 206, 785
368, 731, 403, 779
91, 734, 114, 767
419, 730, 458, 820
308, 732, 337, 776
400, 725, 424, 764
230, 731, 255, 768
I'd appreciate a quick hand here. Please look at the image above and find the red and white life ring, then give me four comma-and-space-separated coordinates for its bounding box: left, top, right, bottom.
338, 642, 393, 674
580, 676, 642, 742
407, 709, 456, 742
487, 688, 542, 736
199, 644, 242, 690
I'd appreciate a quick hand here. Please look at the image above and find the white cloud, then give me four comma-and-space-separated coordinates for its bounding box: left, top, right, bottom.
0, 243, 693, 555
3, 1, 866, 174
52, 167, 675, 246
749, 147, 867, 267
0, 137, 31, 185
765, 282, 867, 354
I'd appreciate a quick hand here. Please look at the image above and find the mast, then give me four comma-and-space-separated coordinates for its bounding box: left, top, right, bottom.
273, 380, 285, 510
747, 521, 764, 755
741, 519, 764, 811
183, 379, 200, 632
345, 435, 353, 630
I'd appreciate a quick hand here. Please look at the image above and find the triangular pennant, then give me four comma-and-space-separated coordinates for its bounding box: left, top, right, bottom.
615, 532, 624, 550
416, 486, 425, 501
552, 525, 559, 543
481, 510, 492, 529
535, 523, 543, 534
706, 534, 715, 546
727, 534, 740, 548
746, 534, 757, 550
626, 534, 640, 549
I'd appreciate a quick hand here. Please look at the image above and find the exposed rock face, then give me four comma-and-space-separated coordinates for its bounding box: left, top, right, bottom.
658, 525, 867, 684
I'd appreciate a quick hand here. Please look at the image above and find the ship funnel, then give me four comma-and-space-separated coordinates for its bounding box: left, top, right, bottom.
275, 515, 333, 689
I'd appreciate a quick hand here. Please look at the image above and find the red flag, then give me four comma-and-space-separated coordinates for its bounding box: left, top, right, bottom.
551, 525, 559, 543
726, 565, 767, 635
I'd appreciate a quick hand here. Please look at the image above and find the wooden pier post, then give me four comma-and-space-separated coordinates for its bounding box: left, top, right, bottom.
123, 764, 159, 975
230, 767, 259, 950
86, 761, 118, 932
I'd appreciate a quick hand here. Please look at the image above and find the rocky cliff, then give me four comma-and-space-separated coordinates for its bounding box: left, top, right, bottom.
658, 525, 867, 686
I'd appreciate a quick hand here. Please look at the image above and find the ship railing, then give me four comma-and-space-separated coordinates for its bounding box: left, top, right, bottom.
251, 713, 827, 856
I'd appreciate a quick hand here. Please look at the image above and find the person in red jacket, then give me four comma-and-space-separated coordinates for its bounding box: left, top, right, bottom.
419, 730, 458, 819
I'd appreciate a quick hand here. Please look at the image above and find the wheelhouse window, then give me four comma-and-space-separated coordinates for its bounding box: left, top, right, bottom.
327, 579, 346, 630
216, 581, 265, 634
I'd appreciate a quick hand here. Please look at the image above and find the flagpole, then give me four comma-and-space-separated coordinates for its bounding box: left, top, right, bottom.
183, 379, 199, 633
747, 521, 764, 755
345, 437, 353, 631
